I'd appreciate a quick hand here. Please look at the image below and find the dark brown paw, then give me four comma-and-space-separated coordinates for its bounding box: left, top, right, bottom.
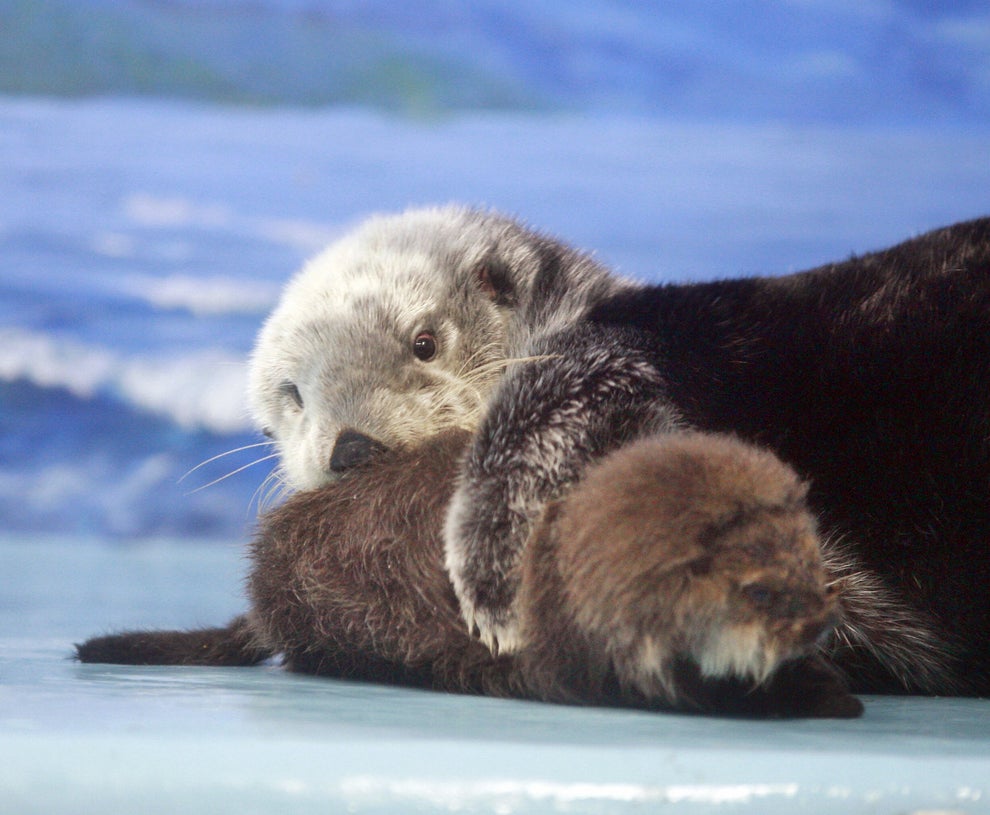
667, 655, 863, 718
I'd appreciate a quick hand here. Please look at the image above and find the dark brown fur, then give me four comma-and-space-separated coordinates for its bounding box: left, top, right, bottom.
77, 219, 990, 715
79, 429, 861, 718
437, 218, 989, 692
76, 616, 267, 667
245, 430, 517, 694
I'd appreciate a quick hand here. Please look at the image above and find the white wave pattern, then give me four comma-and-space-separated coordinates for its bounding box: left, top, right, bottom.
0, 453, 174, 511
123, 192, 341, 253
0, 328, 252, 434
124, 194, 232, 229
125, 273, 280, 316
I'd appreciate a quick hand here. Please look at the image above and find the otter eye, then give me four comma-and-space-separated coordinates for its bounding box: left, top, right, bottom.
413, 332, 438, 361
743, 584, 775, 610
279, 381, 303, 409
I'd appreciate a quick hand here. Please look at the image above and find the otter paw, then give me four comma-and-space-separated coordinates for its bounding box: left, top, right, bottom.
444, 481, 529, 656
463, 604, 524, 656
445, 546, 525, 655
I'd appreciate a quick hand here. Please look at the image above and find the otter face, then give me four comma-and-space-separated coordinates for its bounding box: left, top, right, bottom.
249, 206, 551, 491
542, 431, 837, 698
683, 529, 838, 686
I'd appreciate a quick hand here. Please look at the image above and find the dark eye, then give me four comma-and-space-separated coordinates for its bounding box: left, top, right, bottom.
279, 381, 303, 409
743, 584, 775, 610
413, 332, 438, 361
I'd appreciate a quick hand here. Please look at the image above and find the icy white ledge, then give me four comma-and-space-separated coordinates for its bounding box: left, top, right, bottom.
3, 643, 990, 814
2, 538, 990, 814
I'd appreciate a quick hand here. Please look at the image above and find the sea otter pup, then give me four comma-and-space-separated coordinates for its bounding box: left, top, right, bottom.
78, 429, 863, 718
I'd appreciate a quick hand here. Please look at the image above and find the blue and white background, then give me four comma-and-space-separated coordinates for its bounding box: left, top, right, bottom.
3, 4, 990, 813
2, 0, 989, 543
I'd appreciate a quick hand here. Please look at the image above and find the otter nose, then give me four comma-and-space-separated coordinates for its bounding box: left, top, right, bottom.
329, 429, 388, 473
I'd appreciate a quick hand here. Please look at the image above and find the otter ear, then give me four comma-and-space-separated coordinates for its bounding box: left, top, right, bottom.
474, 260, 517, 308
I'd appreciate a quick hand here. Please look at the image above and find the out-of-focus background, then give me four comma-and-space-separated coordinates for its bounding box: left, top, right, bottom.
2, 0, 989, 543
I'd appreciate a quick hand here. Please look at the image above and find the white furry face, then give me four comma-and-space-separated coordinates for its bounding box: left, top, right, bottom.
249, 206, 549, 491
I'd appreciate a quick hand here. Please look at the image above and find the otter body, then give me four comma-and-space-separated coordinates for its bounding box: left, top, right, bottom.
448, 217, 990, 693
80, 430, 862, 718
78, 214, 990, 709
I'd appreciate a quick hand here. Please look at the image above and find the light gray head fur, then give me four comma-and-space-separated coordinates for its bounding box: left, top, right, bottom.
249, 205, 628, 491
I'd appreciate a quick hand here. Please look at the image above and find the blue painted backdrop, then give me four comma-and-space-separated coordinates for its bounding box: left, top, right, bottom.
1, 0, 988, 540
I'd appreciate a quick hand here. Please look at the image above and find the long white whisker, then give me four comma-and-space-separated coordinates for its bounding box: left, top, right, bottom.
260, 478, 289, 514
250, 467, 286, 515
456, 342, 500, 374
249, 472, 272, 513
459, 353, 556, 384
183, 453, 281, 495
179, 441, 275, 483
263, 483, 288, 514
455, 342, 504, 379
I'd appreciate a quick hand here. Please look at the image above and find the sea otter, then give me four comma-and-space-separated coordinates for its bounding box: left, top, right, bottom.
78, 211, 990, 702
248, 207, 631, 492
442, 214, 990, 694
78, 429, 864, 718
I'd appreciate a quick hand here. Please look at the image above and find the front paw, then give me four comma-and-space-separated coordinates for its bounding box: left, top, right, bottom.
445, 563, 525, 656
458, 600, 524, 657
444, 488, 526, 656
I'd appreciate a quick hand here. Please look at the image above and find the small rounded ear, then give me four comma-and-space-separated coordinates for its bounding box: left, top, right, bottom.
475, 260, 517, 308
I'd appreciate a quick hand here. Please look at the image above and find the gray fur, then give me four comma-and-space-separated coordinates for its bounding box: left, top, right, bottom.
249, 205, 631, 492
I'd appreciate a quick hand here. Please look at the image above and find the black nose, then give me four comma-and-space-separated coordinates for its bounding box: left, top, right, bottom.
329, 429, 388, 473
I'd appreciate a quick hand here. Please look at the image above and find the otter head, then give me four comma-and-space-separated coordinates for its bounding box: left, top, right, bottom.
539, 432, 838, 696
249, 205, 572, 491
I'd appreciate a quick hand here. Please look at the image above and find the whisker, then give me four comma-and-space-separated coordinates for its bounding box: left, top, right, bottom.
504, 352, 560, 367
251, 467, 287, 515
249, 467, 275, 512
179, 441, 275, 483
258, 473, 290, 515
183, 452, 281, 495
452, 356, 553, 408
459, 353, 557, 384
456, 342, 501, 374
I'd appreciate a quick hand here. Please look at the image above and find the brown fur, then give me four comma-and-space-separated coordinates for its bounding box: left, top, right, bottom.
246, 430, 518, 694
520, 434, 843, 706
75, 615, 267, 667
79, 428, 861, 717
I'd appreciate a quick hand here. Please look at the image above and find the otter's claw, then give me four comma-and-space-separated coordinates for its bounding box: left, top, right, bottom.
462, 604, 524, 656
445, 469, 528, 657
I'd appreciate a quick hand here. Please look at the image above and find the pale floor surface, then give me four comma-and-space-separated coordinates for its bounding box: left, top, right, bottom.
2, 540, 989, 814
